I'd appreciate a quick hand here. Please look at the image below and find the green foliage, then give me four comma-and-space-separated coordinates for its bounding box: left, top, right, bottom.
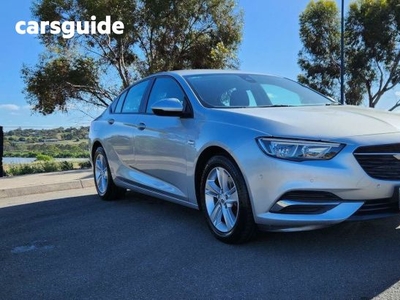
298, 0, 400, 108
4, 143, 89, 159
5, 126, 88, 140
138, 0, 242, 74
35, 154, 53, 161
346, 0, 400, 108
60, 161, 74, 171
41, 161, 60, 172
4, 126, 89, 158
22, 0, 243, 115
22, 57, 102, 115
298, 0, 340, 98
6, 160, 75, 176
8, 164, 36, 176
79, 160, 92, 169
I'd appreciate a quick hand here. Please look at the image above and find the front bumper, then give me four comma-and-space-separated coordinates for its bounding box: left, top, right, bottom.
234, 136, 400, 232
255, 190, 400, 232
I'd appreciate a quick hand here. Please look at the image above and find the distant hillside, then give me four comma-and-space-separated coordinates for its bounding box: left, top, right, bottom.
3, 127, 90, 158
4, 126, 89, 143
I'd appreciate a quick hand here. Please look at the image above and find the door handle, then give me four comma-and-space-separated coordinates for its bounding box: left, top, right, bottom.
137, 122, 146, 130
108, 119, 115, 125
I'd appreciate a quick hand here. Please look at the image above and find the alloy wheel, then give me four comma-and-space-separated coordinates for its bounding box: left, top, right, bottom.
204, 167, 239, 233
95, 153, 108, 196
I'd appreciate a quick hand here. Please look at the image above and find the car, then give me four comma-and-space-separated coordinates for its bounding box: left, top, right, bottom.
89, 69, 400, 243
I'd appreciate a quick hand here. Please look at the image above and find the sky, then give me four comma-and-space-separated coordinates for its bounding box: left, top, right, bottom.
0, 0, 398, 131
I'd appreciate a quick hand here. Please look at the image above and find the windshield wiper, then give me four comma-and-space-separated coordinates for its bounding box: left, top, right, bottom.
262, 104, 293, 107
259, 103, 341, 108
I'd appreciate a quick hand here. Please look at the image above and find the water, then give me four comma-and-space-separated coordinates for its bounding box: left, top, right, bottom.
2, 157, 89, 164
3, 157, 36, 164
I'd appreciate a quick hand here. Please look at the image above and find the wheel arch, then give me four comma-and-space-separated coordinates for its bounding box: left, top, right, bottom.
91, 141, 103, 163
194, 146, 246, 209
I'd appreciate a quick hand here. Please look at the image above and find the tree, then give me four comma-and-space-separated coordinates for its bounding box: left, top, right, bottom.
346, 0, 400, 109
298, 0, 400, 108
298, 0, 341, 98
22, 0, 243, 115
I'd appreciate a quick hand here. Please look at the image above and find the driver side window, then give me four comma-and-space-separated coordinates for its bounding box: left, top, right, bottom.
146, 77, 185, 114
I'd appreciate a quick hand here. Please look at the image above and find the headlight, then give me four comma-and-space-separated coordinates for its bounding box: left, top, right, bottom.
257, 138, 345, 161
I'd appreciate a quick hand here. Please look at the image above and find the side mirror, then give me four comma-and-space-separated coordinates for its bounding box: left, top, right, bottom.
151, 98, 184, 116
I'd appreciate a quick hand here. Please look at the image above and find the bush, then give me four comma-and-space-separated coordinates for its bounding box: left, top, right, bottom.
36, 154, 53, 161
5, 160, 75, 176
40, 161, 59, 172
8, 164, 35, 175
79, 160, 92, 169
60, 161, 74, 171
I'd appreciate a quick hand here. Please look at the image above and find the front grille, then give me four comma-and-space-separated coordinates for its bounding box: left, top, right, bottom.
354, 144, 400, 181
354, 144, 400, 154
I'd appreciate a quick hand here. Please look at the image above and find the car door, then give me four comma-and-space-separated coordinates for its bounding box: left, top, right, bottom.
104, 80, 151, 176
133, 76, 192, 201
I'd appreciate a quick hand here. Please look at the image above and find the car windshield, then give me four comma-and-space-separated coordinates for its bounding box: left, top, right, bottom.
184, 73, 335, 108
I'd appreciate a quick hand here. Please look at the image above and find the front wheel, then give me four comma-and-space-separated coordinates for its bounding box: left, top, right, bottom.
200, 156, 256, 244
93, 146, 125, 200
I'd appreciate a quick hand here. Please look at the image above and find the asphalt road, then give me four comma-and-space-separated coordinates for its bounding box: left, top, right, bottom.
1, 188, 400, 300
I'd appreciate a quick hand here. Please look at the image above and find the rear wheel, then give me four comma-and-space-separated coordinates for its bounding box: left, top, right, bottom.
200, 155, 256, 244
93, 147, 125, 200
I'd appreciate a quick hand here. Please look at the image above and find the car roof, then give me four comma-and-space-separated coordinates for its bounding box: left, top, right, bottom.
154, 69, 280, 78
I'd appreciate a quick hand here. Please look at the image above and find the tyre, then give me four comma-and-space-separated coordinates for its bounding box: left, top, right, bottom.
200, 155, 256, 244
93, 146, 125, 200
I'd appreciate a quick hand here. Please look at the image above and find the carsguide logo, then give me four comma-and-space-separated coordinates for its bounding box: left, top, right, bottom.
15, 16, 124, 39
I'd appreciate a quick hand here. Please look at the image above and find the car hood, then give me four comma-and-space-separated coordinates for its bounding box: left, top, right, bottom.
213, 105, 400, 140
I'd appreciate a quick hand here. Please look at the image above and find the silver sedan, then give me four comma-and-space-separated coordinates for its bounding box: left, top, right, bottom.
89, 70, 400, 243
